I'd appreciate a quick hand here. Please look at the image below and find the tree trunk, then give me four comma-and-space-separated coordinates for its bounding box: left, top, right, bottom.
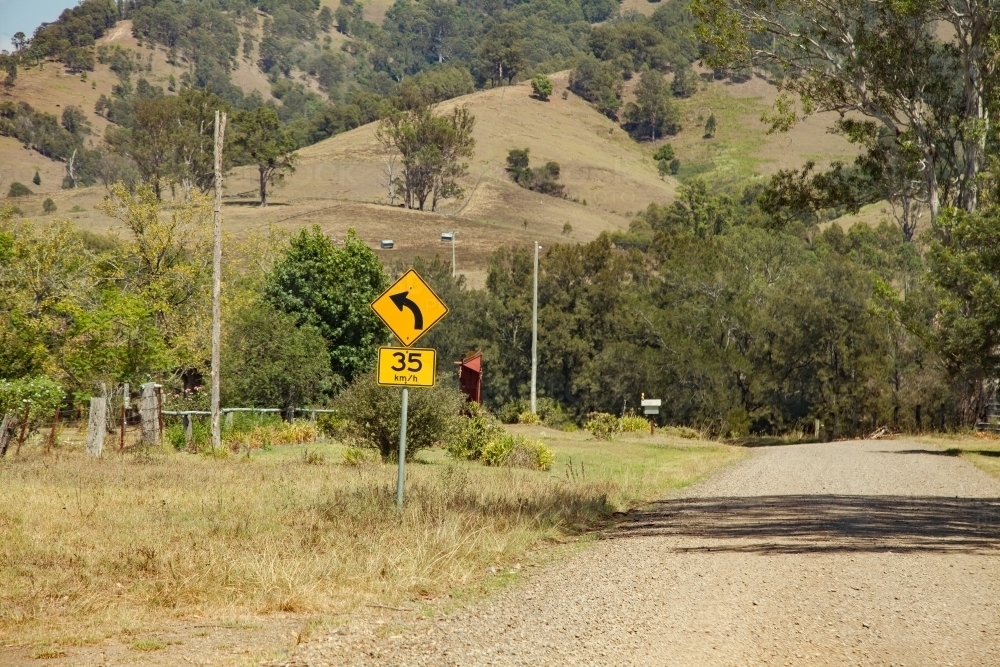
259, 166, 268, 207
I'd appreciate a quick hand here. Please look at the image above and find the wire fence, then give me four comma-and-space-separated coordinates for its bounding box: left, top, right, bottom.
1, 397, 338, 458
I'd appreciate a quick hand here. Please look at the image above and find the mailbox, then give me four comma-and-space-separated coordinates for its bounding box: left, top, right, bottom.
641, 398, 662, 415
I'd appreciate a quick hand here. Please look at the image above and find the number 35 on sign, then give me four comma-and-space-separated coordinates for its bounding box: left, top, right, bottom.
377, 347, 436, 387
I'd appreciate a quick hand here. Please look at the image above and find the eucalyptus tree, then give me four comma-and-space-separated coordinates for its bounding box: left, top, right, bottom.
693, 0, 1000, 219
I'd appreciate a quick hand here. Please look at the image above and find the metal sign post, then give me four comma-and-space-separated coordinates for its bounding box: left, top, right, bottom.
396, 388, 408, 509
371, 269, 449, 508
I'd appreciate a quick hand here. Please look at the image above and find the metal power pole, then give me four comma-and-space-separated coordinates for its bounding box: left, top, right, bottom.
396, 388, 409, 508
210, 110, 227, 451
531, 241, 539, 414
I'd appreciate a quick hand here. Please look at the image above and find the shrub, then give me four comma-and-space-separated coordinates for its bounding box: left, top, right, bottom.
448, 408, 506, 460
0, 376, 65, 432
537, 397, 571, 428
497, 399, 529, 424
335, 374, 464, 461
7, 182, 32, 197
43, 198, 56, 213
505, 148, 565, 197
481, 433, 554, 471
517, 411, 541, 425
585, 412, 621, 440
619, 414, 650, 432
32, 171, 41, 186
342, 445, 378, 466
531, 73, 553, 101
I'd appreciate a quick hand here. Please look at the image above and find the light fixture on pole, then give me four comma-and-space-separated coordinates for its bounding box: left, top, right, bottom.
531, 241, 539, 414
441, 230, 457, 277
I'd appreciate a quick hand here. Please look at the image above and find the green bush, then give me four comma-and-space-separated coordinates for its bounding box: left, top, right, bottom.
342, 445, 378, 466
537, 397, 572, 428
531, 73, 553, 101
619, 414, 649, 432
517, 411, 541, 424
497, 399, 529, 424
335, 374, 464, 461
7, 182, 33, 198
42, 198, 56, 213
448, 407, 506, 461
481, 433, 554, 471
0, 376, 65, 431
585, 412, 621, 440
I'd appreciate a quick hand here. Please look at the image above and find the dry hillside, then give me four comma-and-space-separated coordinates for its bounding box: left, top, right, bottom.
3, 33, 864, 273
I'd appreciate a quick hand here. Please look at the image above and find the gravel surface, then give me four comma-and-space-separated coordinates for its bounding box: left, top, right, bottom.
278, 439, 1000, 666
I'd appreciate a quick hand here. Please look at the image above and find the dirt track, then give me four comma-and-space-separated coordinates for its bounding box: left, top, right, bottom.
281, 439, 1000, 666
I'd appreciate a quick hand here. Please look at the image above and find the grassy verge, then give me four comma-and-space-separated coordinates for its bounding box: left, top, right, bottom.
0, 427, 740, 648
914, 433, 1000, 480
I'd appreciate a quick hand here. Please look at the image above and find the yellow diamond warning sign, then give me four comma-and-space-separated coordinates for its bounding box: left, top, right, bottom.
371, 269, 449, 346
376, 347, 436, 387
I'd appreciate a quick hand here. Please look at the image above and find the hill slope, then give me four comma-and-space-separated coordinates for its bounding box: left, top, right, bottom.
4, 61, 859, 276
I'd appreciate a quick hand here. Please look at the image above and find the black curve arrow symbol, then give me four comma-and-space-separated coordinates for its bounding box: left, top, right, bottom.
390, 291, 424, 329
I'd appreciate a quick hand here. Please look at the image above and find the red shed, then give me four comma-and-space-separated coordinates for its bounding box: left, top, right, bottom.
456, 352, 482, 404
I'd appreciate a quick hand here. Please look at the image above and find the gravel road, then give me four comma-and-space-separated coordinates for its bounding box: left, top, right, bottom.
281, 439, 1000, 666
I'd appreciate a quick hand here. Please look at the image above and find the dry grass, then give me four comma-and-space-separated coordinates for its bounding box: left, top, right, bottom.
0, 426, 740, 648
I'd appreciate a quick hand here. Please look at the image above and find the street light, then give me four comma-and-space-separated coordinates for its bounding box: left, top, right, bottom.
441, 230, 457, 277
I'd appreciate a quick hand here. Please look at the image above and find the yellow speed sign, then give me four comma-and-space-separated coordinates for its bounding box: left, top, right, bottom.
376, 347, 437, 387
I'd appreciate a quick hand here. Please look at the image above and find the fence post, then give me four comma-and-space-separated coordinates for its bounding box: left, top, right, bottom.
15, 405, 30, 456
184, 413, 193, 448
47, 409, 59, 452
224, 410, 233, 430
140, 383, 159, 446
0, 413, 14, 457
85, 398, 106, 457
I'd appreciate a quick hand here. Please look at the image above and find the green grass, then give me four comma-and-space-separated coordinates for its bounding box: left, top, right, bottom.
671, 85, 770, 192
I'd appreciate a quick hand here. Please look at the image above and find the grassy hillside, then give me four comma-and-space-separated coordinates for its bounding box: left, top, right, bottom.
3, 62, 860, 273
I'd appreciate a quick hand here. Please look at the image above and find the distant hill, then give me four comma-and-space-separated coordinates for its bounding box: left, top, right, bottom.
0, 0, 861, 278
3, 67, 857, 278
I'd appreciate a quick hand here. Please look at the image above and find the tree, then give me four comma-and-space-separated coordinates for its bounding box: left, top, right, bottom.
671, 60, 698, 98
233, 106, 298, 207
11, 33, 28, 54
98, 182, 213, 372
61, 105, 91, 137
32, 171, 41, 186
569, 55, 623, 118
64, 47, 95, 73
926, 207, 1000, 411
693, 0, 999, 219
264, 227, 389, 384
623, 69, 679, 140
477, 24, 525, 87
43, 198, 56, 213
222, 301, 334, 409
654, 143, 676, 179
704, 113, 716, 138
531, 73, 553, 101
0, 54, 16, 92
318, 6, 333, 32
376, 104, 476, 211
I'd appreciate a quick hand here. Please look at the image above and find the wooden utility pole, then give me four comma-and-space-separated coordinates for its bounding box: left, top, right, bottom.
211, 110, 228, 451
